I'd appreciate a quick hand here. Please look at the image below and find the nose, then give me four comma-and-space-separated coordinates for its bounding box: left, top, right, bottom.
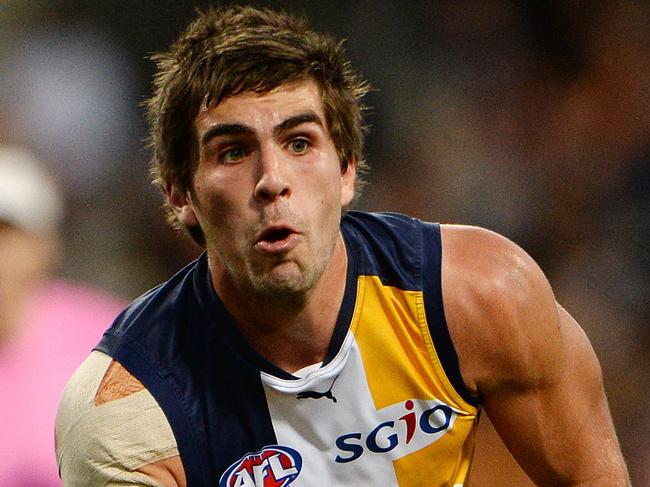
253, 146, 291, 202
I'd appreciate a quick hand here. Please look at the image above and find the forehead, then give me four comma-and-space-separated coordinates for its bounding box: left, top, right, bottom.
195, 79, 325, 133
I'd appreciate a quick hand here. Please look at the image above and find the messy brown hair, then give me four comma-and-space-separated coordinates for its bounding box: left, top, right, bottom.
146, 5, 370, 245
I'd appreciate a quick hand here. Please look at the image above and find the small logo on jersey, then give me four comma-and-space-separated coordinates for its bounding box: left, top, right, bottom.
334, 400, 454, 463
219, 445, 303, 487
297, 376, 339, 403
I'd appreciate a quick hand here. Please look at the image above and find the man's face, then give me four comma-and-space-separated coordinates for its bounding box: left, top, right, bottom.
170, 79, 355, 297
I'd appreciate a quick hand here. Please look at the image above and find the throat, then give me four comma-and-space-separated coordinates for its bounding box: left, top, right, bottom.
240, 315, 336, 374
209, 233, 349, 374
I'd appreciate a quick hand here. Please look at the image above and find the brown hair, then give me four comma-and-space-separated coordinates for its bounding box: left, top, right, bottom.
146, 5, 370, 244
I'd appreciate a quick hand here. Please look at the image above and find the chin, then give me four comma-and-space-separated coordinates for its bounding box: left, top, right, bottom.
256, 274, 307, 296
252, 264, 318, 299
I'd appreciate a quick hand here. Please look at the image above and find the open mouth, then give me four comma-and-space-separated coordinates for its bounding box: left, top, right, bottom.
255, 226, 299, 254
259, 227, 293, 243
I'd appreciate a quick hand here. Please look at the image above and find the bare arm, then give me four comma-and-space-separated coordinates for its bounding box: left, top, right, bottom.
441, 225, 629, 486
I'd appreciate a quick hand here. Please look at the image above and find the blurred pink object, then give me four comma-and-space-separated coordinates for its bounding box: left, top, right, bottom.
0, 279, 122, 486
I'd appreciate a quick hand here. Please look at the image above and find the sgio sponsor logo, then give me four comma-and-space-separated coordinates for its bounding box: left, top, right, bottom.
219, 445, 302, 487
334, 400, 454, 463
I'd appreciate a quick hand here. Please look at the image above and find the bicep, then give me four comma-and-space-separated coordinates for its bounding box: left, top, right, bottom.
481, 304, 627, 486
440, 225, 628, 485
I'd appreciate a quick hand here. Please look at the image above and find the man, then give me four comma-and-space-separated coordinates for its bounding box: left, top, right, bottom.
55, 6, 629, 486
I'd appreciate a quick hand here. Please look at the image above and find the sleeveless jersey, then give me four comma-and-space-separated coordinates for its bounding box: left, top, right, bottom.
96, 211, 480, 486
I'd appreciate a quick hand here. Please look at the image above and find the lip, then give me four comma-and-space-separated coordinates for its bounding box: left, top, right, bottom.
254, 225, 300, 254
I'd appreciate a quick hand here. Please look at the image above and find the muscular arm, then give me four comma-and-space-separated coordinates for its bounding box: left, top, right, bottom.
55, 351, 185, 487
441, 225, 629, 486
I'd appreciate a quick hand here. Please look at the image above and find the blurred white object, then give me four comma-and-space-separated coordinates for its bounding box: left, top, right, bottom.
0, 146, 64, 235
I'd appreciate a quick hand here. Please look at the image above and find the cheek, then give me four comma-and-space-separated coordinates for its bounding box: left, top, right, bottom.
195, 185, 253, 242
193, 173, 235, 212
315, 183, 344, 226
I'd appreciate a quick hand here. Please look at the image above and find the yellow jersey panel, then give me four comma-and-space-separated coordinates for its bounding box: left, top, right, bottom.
353, 275, 479, 486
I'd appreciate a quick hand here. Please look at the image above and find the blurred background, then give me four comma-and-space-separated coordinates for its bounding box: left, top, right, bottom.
0, 0, 647, 485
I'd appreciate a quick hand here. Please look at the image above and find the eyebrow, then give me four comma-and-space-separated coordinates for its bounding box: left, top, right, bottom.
199, 111, 324, 146
200, 123, 255, 146
272, 111, 324, 137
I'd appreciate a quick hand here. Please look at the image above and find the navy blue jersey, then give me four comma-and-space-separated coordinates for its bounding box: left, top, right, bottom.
96, 211, 479, 486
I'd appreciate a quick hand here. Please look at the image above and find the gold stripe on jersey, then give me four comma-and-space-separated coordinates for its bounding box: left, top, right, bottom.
351, 275, 479, 486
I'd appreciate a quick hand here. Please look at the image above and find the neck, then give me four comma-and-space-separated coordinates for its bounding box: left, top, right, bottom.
210, 234, 348, 373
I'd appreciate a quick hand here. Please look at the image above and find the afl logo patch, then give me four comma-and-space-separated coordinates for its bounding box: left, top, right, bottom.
219, 445, 303, 487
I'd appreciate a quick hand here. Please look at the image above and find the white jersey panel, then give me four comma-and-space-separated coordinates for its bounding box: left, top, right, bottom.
261, 333, 458, 486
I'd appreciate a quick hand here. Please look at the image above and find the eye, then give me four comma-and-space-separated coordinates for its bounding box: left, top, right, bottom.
288, 138, 310, 155
220, 146, 246, 164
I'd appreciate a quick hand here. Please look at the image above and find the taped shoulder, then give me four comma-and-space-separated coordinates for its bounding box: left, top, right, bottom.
56, 351, 179, 486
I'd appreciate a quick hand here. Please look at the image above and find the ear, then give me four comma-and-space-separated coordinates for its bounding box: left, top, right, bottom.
166, 183, 199, 227
340, 157, 357, 207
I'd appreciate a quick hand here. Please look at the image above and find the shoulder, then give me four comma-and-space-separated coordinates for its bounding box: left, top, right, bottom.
56, 351, 181, 486
439, 224, 561, 395
440, 224, 551, 301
